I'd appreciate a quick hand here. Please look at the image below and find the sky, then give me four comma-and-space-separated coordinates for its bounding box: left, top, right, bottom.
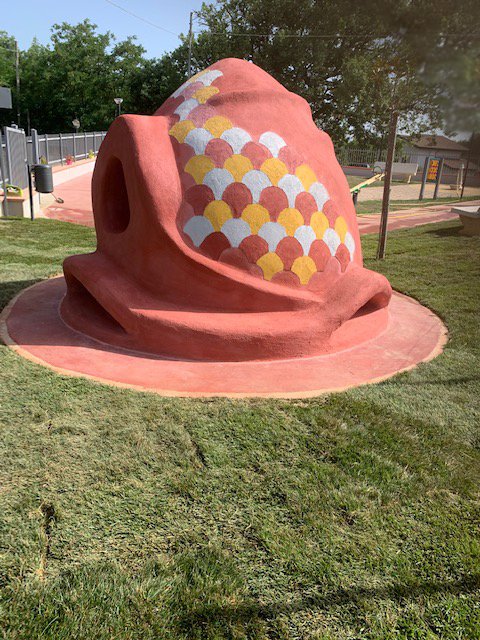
2, 0, 206, 58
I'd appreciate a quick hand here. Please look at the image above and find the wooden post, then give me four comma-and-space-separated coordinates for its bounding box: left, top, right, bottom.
376, 109, 398, 260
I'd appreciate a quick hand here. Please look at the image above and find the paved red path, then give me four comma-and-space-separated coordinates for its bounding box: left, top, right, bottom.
44, 170, 476, 234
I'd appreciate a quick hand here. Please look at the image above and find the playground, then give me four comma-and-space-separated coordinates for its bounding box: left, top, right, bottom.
0, 46, 479, 639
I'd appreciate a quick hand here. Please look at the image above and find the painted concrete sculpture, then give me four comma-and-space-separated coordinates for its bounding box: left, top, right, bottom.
62, 58, 392, 361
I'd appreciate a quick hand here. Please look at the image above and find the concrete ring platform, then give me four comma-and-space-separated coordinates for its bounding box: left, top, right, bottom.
0, 277, 447, 398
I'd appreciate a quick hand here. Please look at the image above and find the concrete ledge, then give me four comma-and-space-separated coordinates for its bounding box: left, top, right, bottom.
451, 205, 480, 236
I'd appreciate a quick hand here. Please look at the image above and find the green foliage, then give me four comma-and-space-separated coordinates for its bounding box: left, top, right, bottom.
0, 1, 479, 143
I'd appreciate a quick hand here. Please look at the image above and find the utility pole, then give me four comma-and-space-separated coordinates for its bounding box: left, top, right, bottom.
15, 40, 20, 127
187, 11, 194, 77
376, 109, 399, 260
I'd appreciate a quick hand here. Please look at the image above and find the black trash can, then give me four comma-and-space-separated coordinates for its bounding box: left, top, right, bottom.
33, 164, 54, 193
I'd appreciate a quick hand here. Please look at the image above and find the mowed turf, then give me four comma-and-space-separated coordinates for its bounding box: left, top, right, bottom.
0, 217, 479, 639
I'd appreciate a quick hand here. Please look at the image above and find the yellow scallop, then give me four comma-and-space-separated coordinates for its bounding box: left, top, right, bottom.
193, 86, 220, 104
260, 158, 288, 186
295, 164, 318, 191
184, 155, 215, 184
204, 201, 232, 231
169, 120, 196, 143
277, 208, 304, 236
204, 116, 233, 137
291, 256, 317, 285
241, 204, 270, 234
224, 155, 253, 181
257, 252, 284, 281
334, 216, 348, 243
310, 211, 330, 238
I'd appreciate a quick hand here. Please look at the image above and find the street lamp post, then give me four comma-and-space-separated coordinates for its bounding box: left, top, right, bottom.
114, 97, 123, 118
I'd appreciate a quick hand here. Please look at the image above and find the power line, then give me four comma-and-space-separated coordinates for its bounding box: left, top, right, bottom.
103, 0, 179, 38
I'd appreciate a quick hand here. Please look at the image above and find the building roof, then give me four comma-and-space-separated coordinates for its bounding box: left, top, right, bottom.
408, 135, 468, 152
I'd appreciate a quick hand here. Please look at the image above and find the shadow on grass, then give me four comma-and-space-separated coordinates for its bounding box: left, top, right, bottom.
425, 225, 463, 237
179, 574, 480, 628
0, 279, 42, 312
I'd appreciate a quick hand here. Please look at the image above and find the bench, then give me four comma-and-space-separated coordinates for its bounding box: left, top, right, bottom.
373, 161, 419, 183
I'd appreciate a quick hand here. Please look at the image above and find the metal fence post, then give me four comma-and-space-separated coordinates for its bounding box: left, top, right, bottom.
44, 134, 49, 164
31, 128, 40, 164
93, 132, 97, 155
0, 130, 9, 217
73, 131, 76, 161
59, 132, 64, 165
84, 131, 87, 160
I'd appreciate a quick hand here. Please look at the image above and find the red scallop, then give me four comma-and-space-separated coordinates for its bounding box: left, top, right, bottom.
184, 184, 214, 214
181, 81, 204, 100
175, 141, 196, 168
219, 248, 264, 279
200, 232, 231, 260
259, 186, 288, 220
295, 192, 317, 223
205, 138, 234, 167
239, 235, 269, 263
271, 270, 301, 288
188, 104, 216, 127
180, 172, 196, 192
278, 146, 304, 173
177, 201, 195, 229
275, 237, 303, 270
323, 199, 339, 227
335, 244, 351, 272
223, 182, 252, 217
309, 239, 331, 271
241, 141, 272, 169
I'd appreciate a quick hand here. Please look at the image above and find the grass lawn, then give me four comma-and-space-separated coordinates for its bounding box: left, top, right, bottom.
355, 196, 480, 216
0, 218, 479, 639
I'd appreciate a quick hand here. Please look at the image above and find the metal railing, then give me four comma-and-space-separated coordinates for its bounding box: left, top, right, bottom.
1, 127, 107, 185
29, 130, 107, 167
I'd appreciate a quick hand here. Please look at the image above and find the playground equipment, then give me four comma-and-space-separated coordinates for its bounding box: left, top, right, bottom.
349, 171, 385, 204
1, 59, 446, 396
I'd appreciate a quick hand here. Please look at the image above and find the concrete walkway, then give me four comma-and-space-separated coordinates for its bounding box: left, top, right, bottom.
357, 181, 480, 202
42, 163, 477, 235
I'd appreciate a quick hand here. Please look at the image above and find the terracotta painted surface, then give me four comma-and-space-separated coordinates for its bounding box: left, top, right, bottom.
60, 58, 393, 362
1, 278, 446, 398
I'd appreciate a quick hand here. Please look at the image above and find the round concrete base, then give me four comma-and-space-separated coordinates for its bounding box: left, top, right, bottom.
1, 277, 447, 398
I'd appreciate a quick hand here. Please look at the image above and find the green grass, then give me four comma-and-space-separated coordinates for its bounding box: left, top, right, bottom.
355, 196, 480, 215
0, 217, 479, 639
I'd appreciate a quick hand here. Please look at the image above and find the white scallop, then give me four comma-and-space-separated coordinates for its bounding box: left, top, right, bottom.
221, 218, 251, 248
203, 168, 235, 200
184, 128, 214, 155
242, 170, 272, 203
172, 80, 189, 99
323, 228, 341, 256
294, 225, 317, 255
174, 98, 199, 120
258, 132, 286, 157
344, 231, 355, 259
221, 127, 252, 154
309, 182, 329, 211
196, 69, 223, 86
184, 216, 214, 247
258, 222, 287, 252
277, 174, 304, 207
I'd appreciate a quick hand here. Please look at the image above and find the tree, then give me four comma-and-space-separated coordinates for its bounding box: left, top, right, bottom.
184, 0, 480, 146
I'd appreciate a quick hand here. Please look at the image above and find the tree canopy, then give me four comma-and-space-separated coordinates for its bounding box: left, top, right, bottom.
0, 2, 478, 147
